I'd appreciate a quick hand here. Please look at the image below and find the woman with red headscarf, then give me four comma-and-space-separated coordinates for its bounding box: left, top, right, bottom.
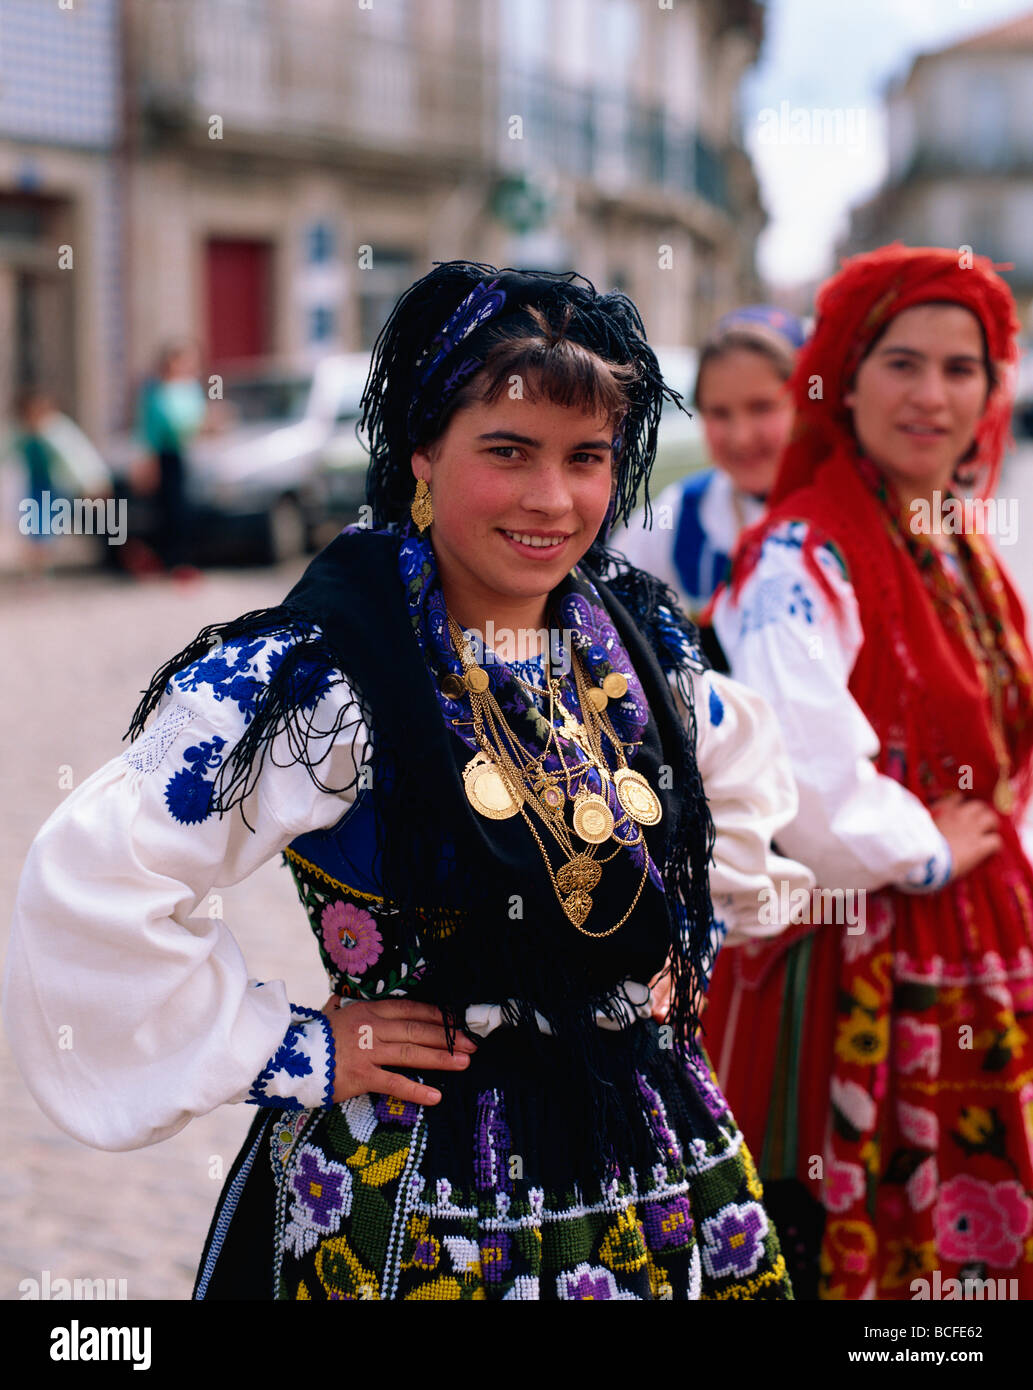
706, 244, 1033, 1300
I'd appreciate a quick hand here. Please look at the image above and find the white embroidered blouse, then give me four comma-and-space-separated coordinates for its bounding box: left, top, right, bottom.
3, 626, 811, 1152
711, 520, 955, 895
615, 472, 767, 618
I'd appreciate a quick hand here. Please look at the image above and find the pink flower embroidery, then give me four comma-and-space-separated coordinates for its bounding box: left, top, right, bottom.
321, 901, 384, 975
896, 1100, 939, 1150
933, 1175, 1033, 1270
906, 1157, 938, 1213
843, 895, 894, 963
894, 1017, 940, 1076
824, 1158, 867, 1213
830, 1077, 877, 1133
881, 1188, 905, 1222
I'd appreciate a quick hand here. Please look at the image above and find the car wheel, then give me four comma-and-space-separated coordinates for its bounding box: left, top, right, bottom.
265, 495, 307, 564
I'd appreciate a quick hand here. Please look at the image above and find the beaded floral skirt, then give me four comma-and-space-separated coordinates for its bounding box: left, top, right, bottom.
195, 1042, 792, 1302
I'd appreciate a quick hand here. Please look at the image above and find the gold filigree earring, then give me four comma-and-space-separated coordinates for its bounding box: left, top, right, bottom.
410, 478, 433, 533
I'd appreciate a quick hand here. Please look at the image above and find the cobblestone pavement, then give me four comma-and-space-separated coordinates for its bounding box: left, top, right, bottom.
1, 558, 331, 1302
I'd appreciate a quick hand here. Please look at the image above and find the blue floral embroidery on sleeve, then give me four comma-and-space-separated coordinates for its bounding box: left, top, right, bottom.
708, 682, 724, 728
273, 1029, 314, 1079
317, 1010, 335, 1108
900, 841, 952, 894
264, 639, 335, 711
248, 1004, 335, 1111
736, 526, 846, 639
764, 520, 808, 552
249, 1027, 313, 1111
164, 735, 227, 824
170, 637, 270, 721
160, 627, 332, 826
739, 575, 816, 637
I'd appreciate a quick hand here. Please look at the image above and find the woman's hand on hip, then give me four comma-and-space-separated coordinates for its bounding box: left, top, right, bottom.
930, 794, 1003, 880
321, 995, 477, 1106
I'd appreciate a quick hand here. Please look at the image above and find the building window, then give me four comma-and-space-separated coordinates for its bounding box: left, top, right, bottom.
309, 305, 336, 343
358, 248, 417, 348
306, 222, 336, 265
968, 73, 1008, 169
501, 0, 550, 71
599, 0, 639, 88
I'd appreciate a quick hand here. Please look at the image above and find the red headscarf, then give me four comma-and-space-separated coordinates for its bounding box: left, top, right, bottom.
769, 242, 1021, 507
713, 242, 1033, 819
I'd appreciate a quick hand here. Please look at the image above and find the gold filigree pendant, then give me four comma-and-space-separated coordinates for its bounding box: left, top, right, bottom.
563, 888, 593, 928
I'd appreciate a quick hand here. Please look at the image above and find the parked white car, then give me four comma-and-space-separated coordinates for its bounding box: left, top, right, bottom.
106, 353, 373, 565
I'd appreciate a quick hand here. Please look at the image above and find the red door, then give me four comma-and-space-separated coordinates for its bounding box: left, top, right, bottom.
205, 238, 273, 364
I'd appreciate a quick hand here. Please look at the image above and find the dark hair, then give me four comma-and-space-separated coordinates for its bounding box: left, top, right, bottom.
693, 323, 796, 410
155, 339, 199, 376
424, 304, 641, 457
359, 261, 685, 551
851, 299, 996, 473
13, 386, 52, 419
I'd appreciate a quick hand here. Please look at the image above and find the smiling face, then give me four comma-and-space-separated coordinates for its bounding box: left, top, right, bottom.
411, 380, 616, 632
697, 347, 795, 497
843, 304, 991, 501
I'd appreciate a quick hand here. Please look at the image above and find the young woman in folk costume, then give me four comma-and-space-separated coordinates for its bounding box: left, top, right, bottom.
617, 306, 805, 620
707, 244, 1033, 1300
5, 262, 811, 1301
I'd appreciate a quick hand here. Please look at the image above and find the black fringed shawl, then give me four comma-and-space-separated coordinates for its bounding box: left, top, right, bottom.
125, 529, 716, 1170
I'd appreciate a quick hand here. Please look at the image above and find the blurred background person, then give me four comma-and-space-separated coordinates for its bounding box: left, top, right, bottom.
706, 245, 1033, 1302
615, 306, 805, 619
131, 340, 207, 581
9, 386, 114, 579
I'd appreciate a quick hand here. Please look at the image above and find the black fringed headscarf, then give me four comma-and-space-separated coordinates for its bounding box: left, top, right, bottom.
356, 260, 710, 811
359, 259, 685, 564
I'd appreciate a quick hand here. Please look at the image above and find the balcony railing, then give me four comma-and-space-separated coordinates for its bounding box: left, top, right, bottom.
131, 1, 732, 212
499, 71, 730, 211
897, 145, 1033, 182
132, 0, 492, 159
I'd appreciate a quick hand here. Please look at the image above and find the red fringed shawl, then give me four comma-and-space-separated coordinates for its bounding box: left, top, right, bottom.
763, 242, 1021, 513
733, 445, 1033, 825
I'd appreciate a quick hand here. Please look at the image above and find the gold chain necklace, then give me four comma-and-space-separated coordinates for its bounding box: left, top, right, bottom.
929, 530, 1014, 814
444, 612, 657, 935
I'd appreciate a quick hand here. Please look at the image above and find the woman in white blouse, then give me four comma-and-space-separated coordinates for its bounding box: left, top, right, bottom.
4, 262, 810, 1301
616, 305, 804, 620
706, 244, 1033, 1302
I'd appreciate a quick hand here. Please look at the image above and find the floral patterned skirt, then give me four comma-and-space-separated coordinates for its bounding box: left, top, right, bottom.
194, 1029, 792, 1301
706, 861, 1033, 1300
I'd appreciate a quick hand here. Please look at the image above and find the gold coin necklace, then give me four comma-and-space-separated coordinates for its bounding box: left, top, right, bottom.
445, 612, 647, 935
570, 650, 664, 830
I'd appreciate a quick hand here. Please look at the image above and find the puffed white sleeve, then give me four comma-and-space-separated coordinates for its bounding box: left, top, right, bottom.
2, 626, 369, 1151
711, 523, 952, 894
676, 660, 815, 949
